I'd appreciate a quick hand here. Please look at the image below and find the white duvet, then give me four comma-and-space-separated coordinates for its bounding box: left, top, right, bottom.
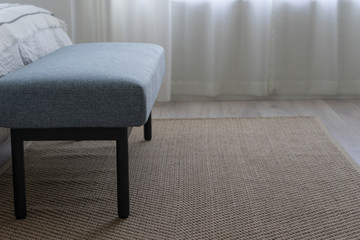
0, 4, 72, 77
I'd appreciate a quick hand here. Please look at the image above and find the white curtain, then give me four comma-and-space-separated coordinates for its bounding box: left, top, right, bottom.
72, 0, 360, 100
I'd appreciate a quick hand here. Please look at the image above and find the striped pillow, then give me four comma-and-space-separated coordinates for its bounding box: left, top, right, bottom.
0, 4, 72, 77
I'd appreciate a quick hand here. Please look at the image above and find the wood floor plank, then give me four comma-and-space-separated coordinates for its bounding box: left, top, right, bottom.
256, 100, 305, 117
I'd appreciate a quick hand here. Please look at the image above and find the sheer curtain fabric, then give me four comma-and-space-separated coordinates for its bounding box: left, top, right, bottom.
71, 0, 360, 100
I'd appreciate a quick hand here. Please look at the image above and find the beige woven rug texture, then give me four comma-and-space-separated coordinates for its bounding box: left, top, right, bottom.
1, 117, 360, 239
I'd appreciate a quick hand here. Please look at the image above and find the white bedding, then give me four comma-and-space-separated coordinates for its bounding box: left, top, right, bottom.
0, 4, 72, 77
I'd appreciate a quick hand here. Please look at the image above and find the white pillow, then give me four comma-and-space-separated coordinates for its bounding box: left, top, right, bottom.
0, 4, 72, 77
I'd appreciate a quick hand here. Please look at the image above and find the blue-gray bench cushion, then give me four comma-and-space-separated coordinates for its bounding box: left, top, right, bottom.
0, 43, 165, 128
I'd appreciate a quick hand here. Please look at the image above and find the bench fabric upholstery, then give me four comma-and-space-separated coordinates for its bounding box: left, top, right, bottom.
0, 42, 165, 129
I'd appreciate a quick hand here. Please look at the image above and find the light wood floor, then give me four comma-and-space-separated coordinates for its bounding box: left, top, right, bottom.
153, 100, 360, 165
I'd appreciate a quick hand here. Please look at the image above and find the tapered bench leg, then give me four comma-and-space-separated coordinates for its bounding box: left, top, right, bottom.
144, 113, 152, 141
11, 130, 27, 219
117, 129, 129, 218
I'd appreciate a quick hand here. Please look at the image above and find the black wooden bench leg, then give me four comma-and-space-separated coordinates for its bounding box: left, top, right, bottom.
10, 128, 131, 219
11, 130, 27, 219
117, 129, 129, 218
144, 113, 152, 141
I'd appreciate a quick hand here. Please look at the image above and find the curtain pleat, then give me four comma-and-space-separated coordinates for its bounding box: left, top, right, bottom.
72, 0, 360, 100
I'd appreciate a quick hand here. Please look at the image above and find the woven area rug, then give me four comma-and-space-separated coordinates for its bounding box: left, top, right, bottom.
1, 117, 360, 239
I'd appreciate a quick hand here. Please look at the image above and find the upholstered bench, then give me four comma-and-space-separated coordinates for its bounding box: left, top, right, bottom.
0, 42, 165, 219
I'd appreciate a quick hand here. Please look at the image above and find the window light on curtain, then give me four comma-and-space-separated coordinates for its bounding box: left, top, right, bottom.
71, 0, 360, 101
